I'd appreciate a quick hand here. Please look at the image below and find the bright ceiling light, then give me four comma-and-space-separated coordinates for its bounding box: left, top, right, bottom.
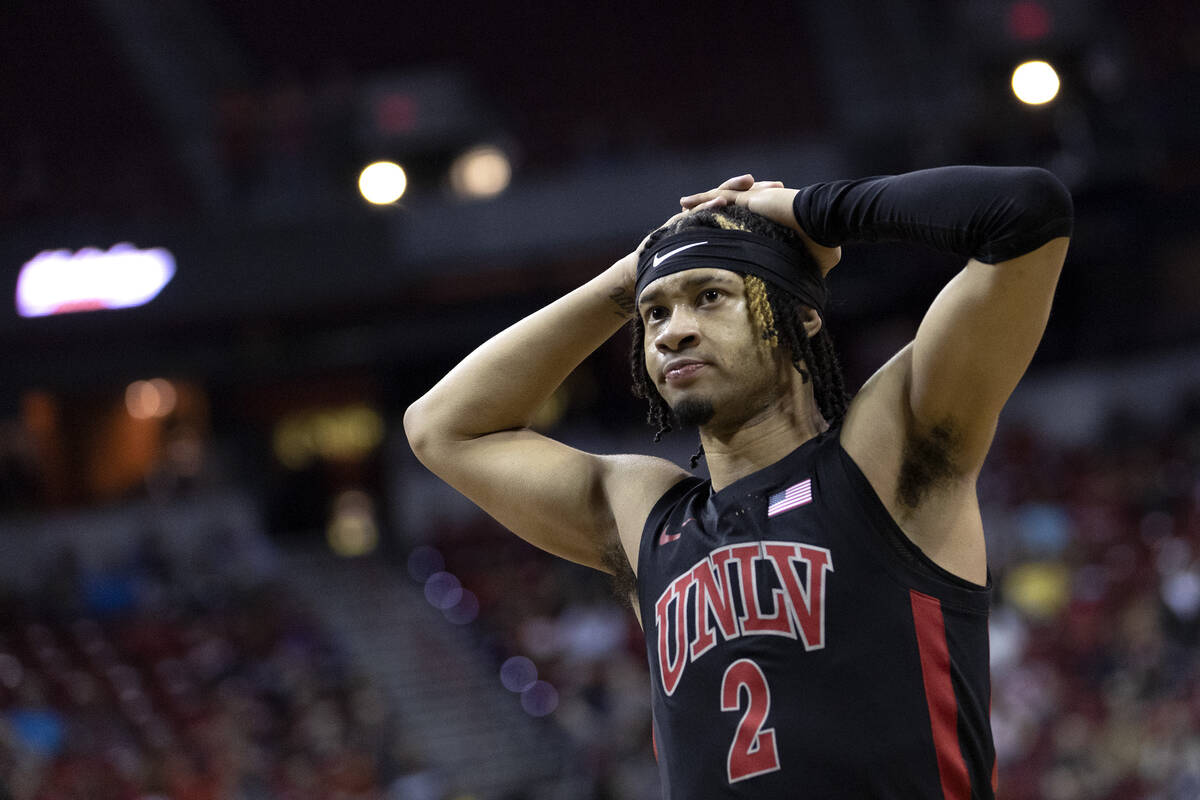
358, 161, 408, 204
16, 244, 175, 317
1011, 60, 1061, 105
449, 145, 512, 199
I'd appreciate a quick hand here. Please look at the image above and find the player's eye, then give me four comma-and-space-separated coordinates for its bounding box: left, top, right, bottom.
645, 306, 668, 322
698, 288, 722, 304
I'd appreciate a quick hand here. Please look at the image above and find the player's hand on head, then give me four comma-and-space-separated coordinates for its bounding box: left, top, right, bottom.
679, 177, 800, 229
679, 175, 785, 212
680, 176, 842, 277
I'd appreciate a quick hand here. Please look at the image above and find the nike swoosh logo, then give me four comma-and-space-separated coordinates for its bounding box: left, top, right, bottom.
657, 517, 695, 545
652, 240, 708, 267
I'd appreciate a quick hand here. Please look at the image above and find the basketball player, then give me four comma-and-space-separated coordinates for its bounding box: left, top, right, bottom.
404, 166, 1072, 798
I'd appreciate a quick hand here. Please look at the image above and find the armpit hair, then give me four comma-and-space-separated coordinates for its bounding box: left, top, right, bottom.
897, 422, 963, 510
600, 537, 637, 609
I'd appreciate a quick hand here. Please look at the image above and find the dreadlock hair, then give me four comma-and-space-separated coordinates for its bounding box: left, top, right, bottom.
629, 205, 849, 468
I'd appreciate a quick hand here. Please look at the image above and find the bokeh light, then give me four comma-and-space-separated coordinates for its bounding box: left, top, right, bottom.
1006, 0, 1052, 42
125, 378, 177, 420
1011, 59, 1061, 105
449, 145, 511, 199
423, 571, 463, 609
520, 680, 559, 717
272, 405, 385, 470
499, 656, 537, 693
326, 489, 379, 557
358, 160, 408, 204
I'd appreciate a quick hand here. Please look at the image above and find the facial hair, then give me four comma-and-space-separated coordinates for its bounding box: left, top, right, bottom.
673, 396, 715, 427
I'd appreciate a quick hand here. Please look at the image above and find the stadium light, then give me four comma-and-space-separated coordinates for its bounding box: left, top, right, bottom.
16, 244, 175, 317
358, 160, 408, 205
449, 145, 512, 200
1011, 59, 1061, 105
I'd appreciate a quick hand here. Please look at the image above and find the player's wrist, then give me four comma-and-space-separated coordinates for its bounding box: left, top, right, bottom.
744, 187, 801, 231
598, 256, 638, 319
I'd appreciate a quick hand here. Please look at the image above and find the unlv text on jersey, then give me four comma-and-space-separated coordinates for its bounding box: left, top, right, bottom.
654, 540, 833, 695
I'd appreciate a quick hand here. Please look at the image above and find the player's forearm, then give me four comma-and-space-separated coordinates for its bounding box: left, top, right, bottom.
404, 260, 634, 452
792, 165, 1073, 264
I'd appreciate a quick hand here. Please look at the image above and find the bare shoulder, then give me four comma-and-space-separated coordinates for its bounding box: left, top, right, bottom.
597, 453, 693, 574
840, 344, 987, 583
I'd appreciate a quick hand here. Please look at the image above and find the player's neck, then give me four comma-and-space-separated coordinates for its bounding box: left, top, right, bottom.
701, 385, 828, 492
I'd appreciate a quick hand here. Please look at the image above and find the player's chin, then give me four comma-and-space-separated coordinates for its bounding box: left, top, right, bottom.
671, 395, 716, 428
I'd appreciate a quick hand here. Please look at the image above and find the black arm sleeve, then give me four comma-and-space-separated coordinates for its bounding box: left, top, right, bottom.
791, 165, 1074, 264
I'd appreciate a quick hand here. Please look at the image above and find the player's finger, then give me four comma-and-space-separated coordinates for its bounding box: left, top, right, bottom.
679, 189, 718, 209
681, 176, 778, 208
681, 175, 752, 206
718, 174, 755, 191
680, 189, 732, 210
693, 196, 729, 211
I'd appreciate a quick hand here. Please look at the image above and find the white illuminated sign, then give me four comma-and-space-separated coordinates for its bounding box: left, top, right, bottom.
15, 243, 176, 318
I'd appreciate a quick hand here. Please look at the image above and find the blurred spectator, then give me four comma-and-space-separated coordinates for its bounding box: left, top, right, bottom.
0, 523, 397, 800
5, 382, 1199, 798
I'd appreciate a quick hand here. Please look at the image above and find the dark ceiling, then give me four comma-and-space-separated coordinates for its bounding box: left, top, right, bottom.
1, 0, 828, 223
5, 0, 1199, 215
1, 0, 1198, 396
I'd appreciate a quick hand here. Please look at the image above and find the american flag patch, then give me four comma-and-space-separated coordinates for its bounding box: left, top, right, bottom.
767, 479, 813, 517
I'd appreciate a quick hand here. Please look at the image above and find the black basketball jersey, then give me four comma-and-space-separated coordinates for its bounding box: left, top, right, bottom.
636, 428, 995, 799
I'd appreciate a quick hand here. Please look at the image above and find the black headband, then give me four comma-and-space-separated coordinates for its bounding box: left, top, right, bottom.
635, 228, 827, 314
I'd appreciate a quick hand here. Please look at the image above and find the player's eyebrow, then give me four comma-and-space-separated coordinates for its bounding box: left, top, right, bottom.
638, 272, 739, 309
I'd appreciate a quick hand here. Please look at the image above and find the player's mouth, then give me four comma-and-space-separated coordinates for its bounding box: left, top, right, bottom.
662, 358, 707, 385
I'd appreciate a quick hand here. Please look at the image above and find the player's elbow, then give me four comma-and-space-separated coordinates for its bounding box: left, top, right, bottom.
403, 397, 437, 463
978, 167, 1074, 263
1013, 167, 1074, 233
405, 394, 467, 468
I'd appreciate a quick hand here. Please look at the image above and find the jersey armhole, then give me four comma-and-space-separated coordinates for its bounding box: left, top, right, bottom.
637, 476, 704, 554
830, 435, 991, 604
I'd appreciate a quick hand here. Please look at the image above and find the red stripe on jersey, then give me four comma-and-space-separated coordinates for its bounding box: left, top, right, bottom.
910, 590, 970, 800
991, 698, 999, 793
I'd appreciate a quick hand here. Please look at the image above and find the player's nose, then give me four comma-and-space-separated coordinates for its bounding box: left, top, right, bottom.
655, 306, 700, 352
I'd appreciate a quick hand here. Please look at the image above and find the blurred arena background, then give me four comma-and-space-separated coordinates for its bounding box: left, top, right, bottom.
1, 1, 1199, 798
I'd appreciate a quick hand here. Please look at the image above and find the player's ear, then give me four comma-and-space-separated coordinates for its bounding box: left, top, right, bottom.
801, 307, 823, 339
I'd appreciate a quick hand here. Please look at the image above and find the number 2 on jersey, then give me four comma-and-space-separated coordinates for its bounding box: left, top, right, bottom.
720, 658, 781, 783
